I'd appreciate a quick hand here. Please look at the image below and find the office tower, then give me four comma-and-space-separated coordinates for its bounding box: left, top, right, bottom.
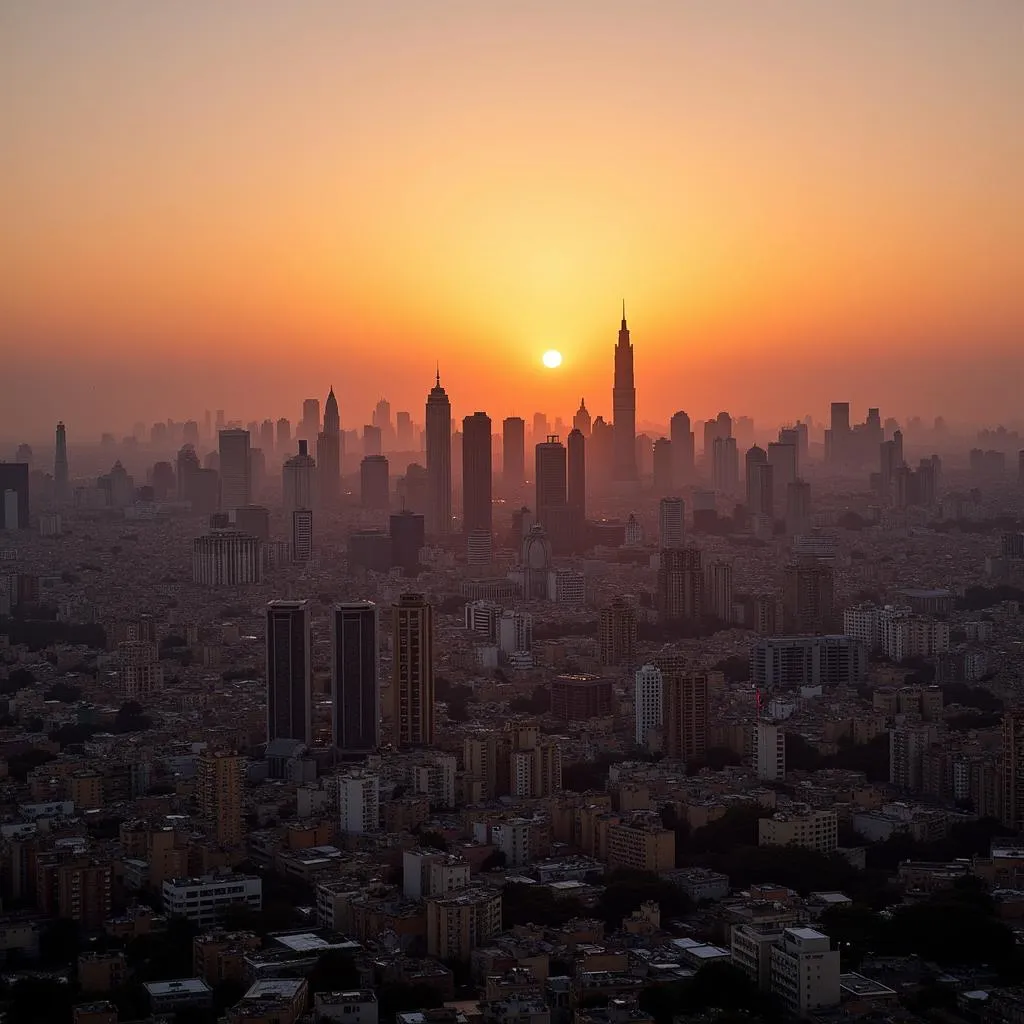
669, 411, 695, 484
785, 479, 812, 535
466, 600, 502, 642
831, 402, 850, 434
276, 417, 291, 450
573, 399, 592, 437
567, 428, 586, 527
398, 462, 427, 513
634, 664, 663, 746
332, 602, 379, 755
259, 418, 275, 454
535, 436, 570, 551
704, 560, 734, 622
266, 600, 312, 745
652, 438, 672, 494
318, 387, 342, 509
0, 463, 29, 530
118, 640, 162, 700
756, 721, 786, 781
502, 417, 525, 489
192, 530, 262, 585
590, 416, 613, 485
636, 432, 654, 478
879, 439, 900, 500
215, 409, 226, 431
390, 510, 425, 575
218, 429, 251, 511
396, 411, 413, 450
181, 419, 199, 447
1001, 711, 1024, 831
598, 597, 638, 666
657, 546, 704, 622
235, 505, 270, 542
612, 304, 637, 481
767, 441, 797, 495
783, 560, 835, 633
363, 424, 383, 457
711, 436, 739, 494
826, 401, 851, 463
292, 508, 313, 561
150, 460, 175, 499
54, 421, 69, 502
360, 455, 390, 509
373, 398, 393, 449
425, 372, 452, 536
462, 412, 492, 536
300, 398, 320, 441
15, 443, 32, 467
659, 497, 685, 549
663, 672, 709, 762
392, 593, 435, 748
197, 751, 244, 846
282, 440, 316, 512
745, 445, 774, 519
532, 412, 549, 447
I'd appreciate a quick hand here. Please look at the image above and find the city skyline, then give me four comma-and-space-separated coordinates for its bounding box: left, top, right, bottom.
4, 1, 1023, 435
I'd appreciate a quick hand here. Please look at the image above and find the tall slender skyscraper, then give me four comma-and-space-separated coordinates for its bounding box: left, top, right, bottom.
283, 440, 316, 513
745, 445, 774, 518
612, 305, 637, 481
462, 412, 492, 536
318, 387, 341, 509
567, 428, 586, 527
332, 602, 379, 756
197, 751, 244, 846
218, 429, 251, 511
266, 600, 312, 745
300, 398, 320, 442
425, 372, 452, 535
670, 411, 695, 484
535, 437, 567, 524
392, 593, 434, 748
54, 421, 69, 502
502, 417, 525, 489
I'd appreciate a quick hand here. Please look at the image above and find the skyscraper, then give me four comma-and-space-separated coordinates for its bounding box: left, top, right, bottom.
396, 411, 413, 450
276, 417, 291, 450
390, 510, 425, 575
197, 751, 244, 846
598, 597, 638, 667
567, 428, 586, 528
300, 398, 320, 442
462, 412, 492, 536
282, 440, 316, 512
783, 560, 834, 633
0, 462, 29, 530
767, 441, 797, 496
634, 664, 663, 746
663, 671, 709, 762
502, 417, 525, 489
785, 479, 812, 535
392, 593, 434, 748
670, 411, 695, 484
292, 508, 313, 562
745, 445, 774, 519
360, 455, 390, 510
373, 398, 394, 449
425, 372, 452, 536
54, 421, 69, 502
657, 546, 704, 622
573, 399, 592, 438
711, 436, 739, 494
266, 600, 312, 745
535, 436, 570, 551
659, 497, 685, 549
318, 387, 342, 509
332, 602, 379, 756
218, 429, 251, 511
652, 437, 673, 494
612, 304, 637, 481
704, 560, 734, 622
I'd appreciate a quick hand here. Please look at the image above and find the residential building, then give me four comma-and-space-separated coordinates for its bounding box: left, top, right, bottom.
769, 927, 840, 1016
426, 887, 502, 961
756, 721, 785, 781
634, 664, 663, 746
197, 752, 245, 846
337, 771, 380, 834
662, 672, 708, 762
392, 594, 435, 747
161, 875, 262, 928
752, 636, 867, 689
759, 808, 837, 854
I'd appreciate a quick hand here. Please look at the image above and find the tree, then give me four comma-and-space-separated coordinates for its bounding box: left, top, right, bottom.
481, 850, 508, 872
501, 882, 586, 928
419, 830, 448, 852
596, 869, 691, 928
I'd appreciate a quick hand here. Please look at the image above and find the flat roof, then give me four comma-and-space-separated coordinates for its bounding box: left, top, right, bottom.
787, 926, 827, 941
144, 979, 212, 996
839, 973, 897, 997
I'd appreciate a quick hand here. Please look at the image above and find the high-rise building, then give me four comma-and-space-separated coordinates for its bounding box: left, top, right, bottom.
826, 402, 851, 463
192, 530, 262, 585
332, 603, 379, 756
282, 440, 316, 512
425, 373, 452, 536
118, 641, 162, 700
612, 305, 637, 481
266, 600, 312, 745
300, 398, 320, 442
767, 441, 797, 496
652, 438, 673, 494
567, 428, 586, 527
337, 770, 380, 834
532, 412, 549, 447
317, 388, 342, 509
783, 560, 835, 633
373, 398, 393, 449
197, 752, 244, 846
785, 479, 812, 536
218, 429, 251, 511
711, 436, 739, 494
0, 463, 29, 530
657, 546, 704, 622
573, 399, 592, 438
363, 424, 383, 457
659, 497, 685, 549
502, 417, 525, 489
177, 445, 201, 502
392, 594, 435, 747
704, 560, 734, 622
663, 672, 709, 762
756, 721, 786, 781
1001, 711, 1024, 831
235, 505, 270, 542
54, 421, 69, 502
396, 410, 413, 450
669, 411, 695, 484
360, 455, 390, 509
276, 417, 291, 450
598, 597, 638, 667
292, 508, 313, 562
634, 664, 663, 746
535, 436, 570, 551
389, 510, 425, 574
590, 416, 613, 485
743, 445, 772, 521
551, 674, 614, 721
462, 412, 492, 536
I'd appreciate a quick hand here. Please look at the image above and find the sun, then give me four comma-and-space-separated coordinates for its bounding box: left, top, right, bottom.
542, 349, 563, 368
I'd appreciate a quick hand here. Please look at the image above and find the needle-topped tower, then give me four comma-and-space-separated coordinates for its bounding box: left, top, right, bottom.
425, 368, 452, 536
612, 302, 637, 481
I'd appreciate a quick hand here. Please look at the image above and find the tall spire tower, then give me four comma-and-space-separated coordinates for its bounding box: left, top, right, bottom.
425, 371, 452, 536
612, 304, 637, 481
54, 421, 69, 503
318, 387, 341, 508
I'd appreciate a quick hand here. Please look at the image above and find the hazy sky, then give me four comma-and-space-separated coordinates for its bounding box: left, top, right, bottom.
3, 0, 1022, 440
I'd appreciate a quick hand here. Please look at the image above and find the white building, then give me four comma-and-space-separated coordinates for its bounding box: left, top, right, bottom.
491, 818, 532, 868
547, 569, 585, 605
843, 604, 880, 650
659, 497, 685, 549
336, 771, 380, 834
634, 664, 663, 746
498, 610, 532, 655
769, 927, 840, 1016
403, 848, 470, 900
756, 721, 786, 781
161, 874, 262, 928
315, 990, 379, 1024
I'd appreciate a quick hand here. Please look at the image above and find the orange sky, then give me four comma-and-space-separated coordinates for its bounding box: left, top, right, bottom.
2, 1, 1023, 440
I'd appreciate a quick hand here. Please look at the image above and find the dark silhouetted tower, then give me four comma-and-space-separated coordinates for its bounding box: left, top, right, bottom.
54, 421, 69, 502
390, 510, 425, 574
218, 429, 251, 511
462, 412, 492, 536
392, 593, 434, 747
502, 417, 525, 489
658, 546, 704, 622
0, 462, 29, 530
783, 560, 834, 633
567, 428, 586, 528
612, 305, 637, 481
360, 455, 390, 509
266, 600, 312, 745
652, 438, 673, 494
670, 411, 695, 484
332, 602, 379, 756
425, 372, 452, 535
318, 387, 342, 509
573, 399, 592, 438
745, 445, 774, 518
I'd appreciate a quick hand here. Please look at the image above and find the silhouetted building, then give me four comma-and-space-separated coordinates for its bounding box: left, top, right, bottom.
659, 497, 685, 549
502, 417, 525, 489
0, 462, 29, 530
332, 602, 379, 756
348, 529, 391, 572
711, 436, 739, 494
551, 674, 613, 722
535, 436, 570, 552
670, 411, 695, 484
785, 479, 812, 535
390, 510, 425, 574
598, 598, 637, 667
462, 412, 492, 536
663, 672, 709, 762
567, 428, 586, 530
54, 421, 69, 503
658, 546, 704, 622
573, 399, 592, 438
317, 387, 342, 509
651, 437, 672, 494
283, 440, 316, 512
292, 508, 313, 562
612, 305, 637, 481
426, 372, 452, 536
783, 560, 835, 633
745, 445, 773, 519
218, 429, 251, 511
360, 455, 390, 510
192, 529, 262, 585
767, 441, 797, 496
266, 600, 312, 745
276, 417, 291, 449
235, 505, 270, 542
392, 594, 434, 747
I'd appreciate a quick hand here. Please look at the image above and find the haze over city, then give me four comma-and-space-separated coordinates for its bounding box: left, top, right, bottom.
4, 0, 1024, 438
